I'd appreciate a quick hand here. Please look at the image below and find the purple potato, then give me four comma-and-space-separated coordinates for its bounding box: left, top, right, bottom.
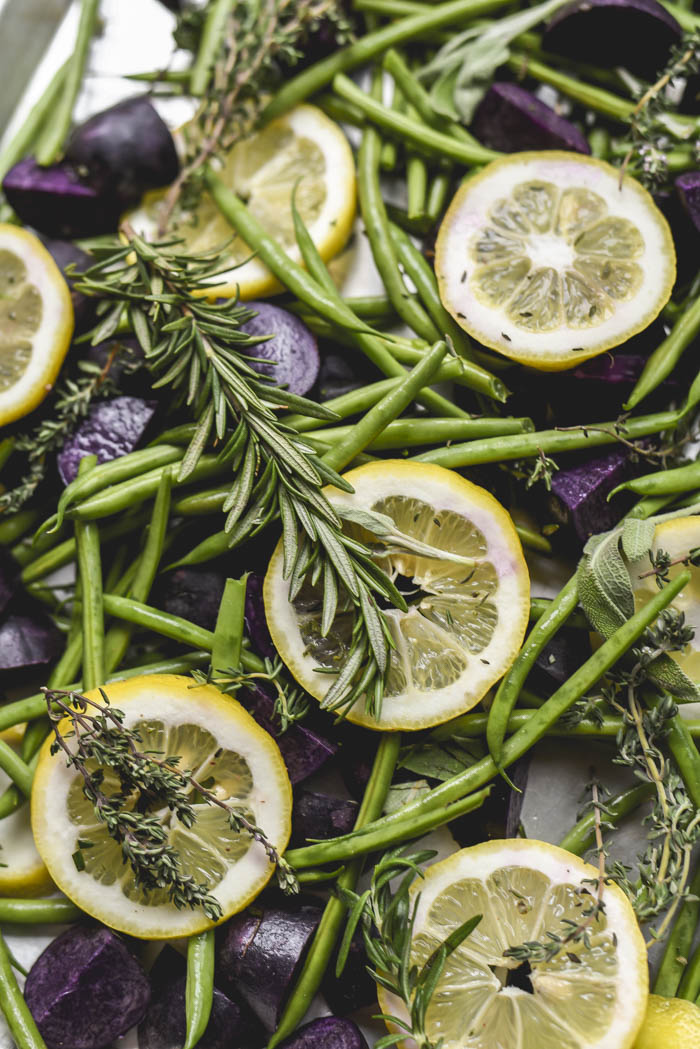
675, 172, 700, 235
86, 335, 145, 383
38, 237, 97, 334
549, 448, 632, 543
543, 0, 681, 80
242, 684, 337, 784
277, 1017, 370, 1049
0, 611, 62, 673
573, 353, 648, 385
244, 572, 276, 659
138, 977, 255, 1049
471, 82, 590, 154
155, 568, 226, 633
24, 924, 150, 1049
57, 396, 157, 485
316, 352, 370, 401
322, 932, 376, 1016
2, 156, 123, 238
0, 550, 18, 617
336, 724, 378, 800
292, 790, 358, 844
66, 97, 179, 210
241, 303, 320, 396
216, 902, 323, 1030
531, 627, 592, 693
450, 760, 527, 847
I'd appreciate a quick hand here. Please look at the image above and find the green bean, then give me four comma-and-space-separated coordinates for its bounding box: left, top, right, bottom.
335, 73, 499, 167
380, 79, 403, 171
297, 867, 346, 884
269, 733, 401, 1047
0, 898, 82, 923
104, 544, 129, 595
515, 525, 552, 554
212, 575, 247, 672
342, 296, 397, 324
627, 493, 678, 519
22, 721, 49, 763
663, 0, 700, 31
100, 594, 264, 673
0, 437, 14, 474
406, 113, 429, 220
284, 573, 689, 867
529, 598, 589, 629
0, 930, 48, 1049
282, 377, 405, 432
652, 698, 700, 808
0, 743, 33, 797
654, 862, 700, 997
436, 709, 689, 740
426, 167, 453, 221
35, 0, 100, 165
204, 168, 468, 420
184, 929, 215, 1049
610, 459, 700, 500
506, 54, 633, 122
588, 127, 611, 160
415, 410, 680, 467
625, 291, 700, 410
308, 415, 534, 450
0, 61, 70, 180
487, 576, 579, 768
74, 458, 104, 690
315, 91, 367, 128
0, 509, 40, 547
104, 468, 173, 673
383, 48, 478, 146
190, 0, 236, 95
262, 0, 513, 120
559, 783, 655, 856
167, 530, 232, 569
678, 933, 700, 1001
323, 341, 448, 471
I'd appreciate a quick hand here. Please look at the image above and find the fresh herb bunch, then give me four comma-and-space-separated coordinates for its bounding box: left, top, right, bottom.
73, 229, 405, 719
338, 847, 481, 1049
43, 685, 298, 919
194, 656, 311, 732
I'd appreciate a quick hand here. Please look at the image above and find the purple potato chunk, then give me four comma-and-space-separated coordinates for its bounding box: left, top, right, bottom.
2, 156, 123, 238
675, 172, 700, 236
24, 924, 150, 1049
549, 448, 633, 543
322, 931, 376, 1016
573, 353, 648, 385
292, 789, 358, 844
38, 237, 97, 334
216, 902, 323, 1030
138, 976, 257, 1049
277, 1017, 370, 1049
241, 302, 320, 396
0, 611, 62, 673
154, 568, 226, 634
66, 97, 179, 210
543, 0, 681, 80
243, 684, 336, 784
57, 396, 157, 485
531, 627, 592, 694
244, 572, 276, 659
471, 83, 590, 154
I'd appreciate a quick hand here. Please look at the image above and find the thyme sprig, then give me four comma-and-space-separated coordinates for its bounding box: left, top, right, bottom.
338, 847, 481, 1049
43, 686, 298, 920
193, 656, 311, 732
73, 230, 404, 718
640, 544, 700, 586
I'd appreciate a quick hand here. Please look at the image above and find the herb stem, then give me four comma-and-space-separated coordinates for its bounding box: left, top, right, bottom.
559, 782, 655, 856
0, 930, 48, 1049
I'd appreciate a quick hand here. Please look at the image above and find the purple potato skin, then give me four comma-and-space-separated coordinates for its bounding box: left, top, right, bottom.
292, 790, 358, 845
472, 83, 590, 154
543, 0, 681, 80
38, 237, 97, 334
216, 903, 323, 1030
0, 612, 62, 672
241, 303, 320, 397
277, 1017, 370, 1049
66, 97, 179, 209
532, 628, 592, 693
244, 572, 276, 660
242, 684, 337, 784
322, 932, 376, 1016
2, 156, 123, 238
24, 925, 150, 1049
155, 568, 226, 633
57, 396, 157, 485
138, 977, 254, 1049
549, 448, 631, 544
675, 172, 700, 235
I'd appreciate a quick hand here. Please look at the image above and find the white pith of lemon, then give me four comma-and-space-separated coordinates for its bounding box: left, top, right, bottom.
264, 460, 530, 731
435, 152, 675, 371
377, 839, 648, 1049
0, 224, 74, 425
633, 994, 700, 1049
0, 742, 52, 897
31, 675, 292, 939
135, 104, 356, 299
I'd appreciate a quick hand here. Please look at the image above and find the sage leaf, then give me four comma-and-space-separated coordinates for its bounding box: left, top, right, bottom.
621, 518, 657, 562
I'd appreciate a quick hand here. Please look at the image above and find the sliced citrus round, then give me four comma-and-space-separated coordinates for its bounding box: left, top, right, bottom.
378, 839, 648, 1049
31, 674, 292, 939
264, 460, 530, 731
435, 152, 675, 371
629, 515, 700, 683
0, 743, 52, 897
0, 224, 74, 425
633, 994, 700, 1049
138, 104, 356, 299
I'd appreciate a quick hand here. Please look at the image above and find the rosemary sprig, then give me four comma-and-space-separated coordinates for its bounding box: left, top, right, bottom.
73, 230, 405, 719
43, 685, 298, 919
338, 847, 481, 1049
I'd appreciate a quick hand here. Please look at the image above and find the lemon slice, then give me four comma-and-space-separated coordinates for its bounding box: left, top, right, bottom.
0, 224, 74, 425
0, 742, 52, 897
139, 104, 356, 299
435, 152, 675, 371
629, 515, 700, 683
31, 675, 292, 939
264, 460, 530, 731
378, 839, 648, 1049
633, 995, 700, 1049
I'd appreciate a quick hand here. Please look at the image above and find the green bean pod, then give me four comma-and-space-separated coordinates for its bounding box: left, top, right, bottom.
0, 898, 82, 923
0, 930, 49, 1049
184, 929, 215, 1049
654, 863, 700, 997
609, 459, 700, 500
20, 510, 151, 585
559, 783, 655, 857
75, 458, 104, 691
